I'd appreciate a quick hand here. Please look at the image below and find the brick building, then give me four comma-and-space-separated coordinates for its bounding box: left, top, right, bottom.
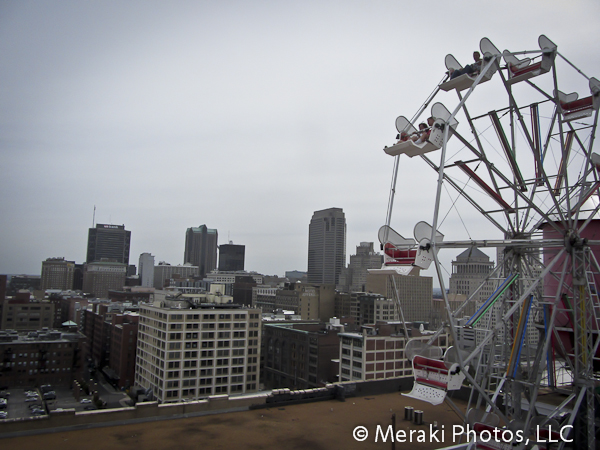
0, 329, 85, 387
262, 319, 344, 389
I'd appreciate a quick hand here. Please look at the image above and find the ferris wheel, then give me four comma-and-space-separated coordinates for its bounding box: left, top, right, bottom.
376, 35, 600, 449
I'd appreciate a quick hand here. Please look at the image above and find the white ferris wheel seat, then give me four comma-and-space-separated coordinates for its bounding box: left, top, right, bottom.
383, 104, 458, 158
503, 34, 557, 85
402, 354, 467, 405
373, 221, 443, 274
440, 38, 500, 93
555, 77, 600, 122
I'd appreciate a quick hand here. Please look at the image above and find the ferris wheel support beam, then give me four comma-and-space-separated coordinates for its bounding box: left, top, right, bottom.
557, 52, 592, 81
549, 60, 577, 232
428, 57, 501, 243
572, 112, 600, 227
384, 76, 446, 232
438, 123, 567, 236
420, 151, 509, 234
498, 68, 569, 231
431, 248, 510, 426
435, 238, 575, 249
523, 256, 571, 429
462, 247, 566, 367
453, 263, 507, 319
455, 93, 516, 234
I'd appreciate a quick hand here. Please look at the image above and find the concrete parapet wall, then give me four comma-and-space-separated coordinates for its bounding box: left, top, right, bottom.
0, 394, 268, 436
0, 378, 415, 436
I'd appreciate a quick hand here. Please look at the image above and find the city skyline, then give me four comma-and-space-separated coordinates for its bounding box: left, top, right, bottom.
2, 2, 599, 285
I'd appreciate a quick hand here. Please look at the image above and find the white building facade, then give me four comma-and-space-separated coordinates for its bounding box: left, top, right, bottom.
135, 300, 261, 403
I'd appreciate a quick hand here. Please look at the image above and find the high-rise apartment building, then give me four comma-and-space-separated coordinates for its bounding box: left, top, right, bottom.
139, 253, 155, 288
135, 299, 261, 403
307, 208, 346, 285
86, 224, 131, 265
184, 225, 218, 278
218, 243, 245, 272
41, 257, 75, 291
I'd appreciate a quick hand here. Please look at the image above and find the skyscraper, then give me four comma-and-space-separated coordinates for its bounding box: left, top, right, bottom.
138, 253, 155, 288
337, 242, 383, 292
184, 225, 218, 278
307, 208, 346, 285
86, 224, 131, 265
218, 242, 245, 271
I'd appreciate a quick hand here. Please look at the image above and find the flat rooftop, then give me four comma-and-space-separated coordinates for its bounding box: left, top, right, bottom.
1, 391, 468, 449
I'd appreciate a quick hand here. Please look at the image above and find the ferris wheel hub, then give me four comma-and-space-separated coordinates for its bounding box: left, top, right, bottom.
564, 229, 588, 252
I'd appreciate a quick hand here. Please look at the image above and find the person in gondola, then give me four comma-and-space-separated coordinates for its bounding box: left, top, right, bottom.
411, 122, 429, 144
449, 51, 482, 79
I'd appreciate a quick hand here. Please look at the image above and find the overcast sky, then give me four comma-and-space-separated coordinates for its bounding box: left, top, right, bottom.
2, 1, 600, 286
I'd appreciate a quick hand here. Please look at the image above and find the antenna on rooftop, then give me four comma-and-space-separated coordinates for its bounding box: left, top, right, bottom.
93, 205, 96, 227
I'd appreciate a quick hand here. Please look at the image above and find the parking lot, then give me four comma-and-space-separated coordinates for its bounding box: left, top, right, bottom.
0, 387, 97, 421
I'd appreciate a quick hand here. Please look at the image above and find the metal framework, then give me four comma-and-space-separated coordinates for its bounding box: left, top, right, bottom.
382, 35, 600, 449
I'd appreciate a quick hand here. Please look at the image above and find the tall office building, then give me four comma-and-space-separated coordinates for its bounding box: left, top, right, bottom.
307, 208, 346, 285
82, 261, 127, 298
41, 257, 75, 291
86, 224, 131, 265
218, 243, 245, 272
337, 242, 383, 293
184, 225, 218, 278
448, 247, 495, 304
138, 253, 155, 288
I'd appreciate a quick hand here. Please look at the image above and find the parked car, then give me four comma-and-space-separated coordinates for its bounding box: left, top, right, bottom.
25, 396, 39, 402
43, 391, 56, 400
30, 409, 45, 416
80, 398, 92, 404
0, 411, 8, 419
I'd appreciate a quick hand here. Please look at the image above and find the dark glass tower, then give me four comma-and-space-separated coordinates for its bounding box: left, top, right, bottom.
184, 225, 218, 278
86, 224, 131, 265
218, 243, 245, 271
307, 208, 346, 285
